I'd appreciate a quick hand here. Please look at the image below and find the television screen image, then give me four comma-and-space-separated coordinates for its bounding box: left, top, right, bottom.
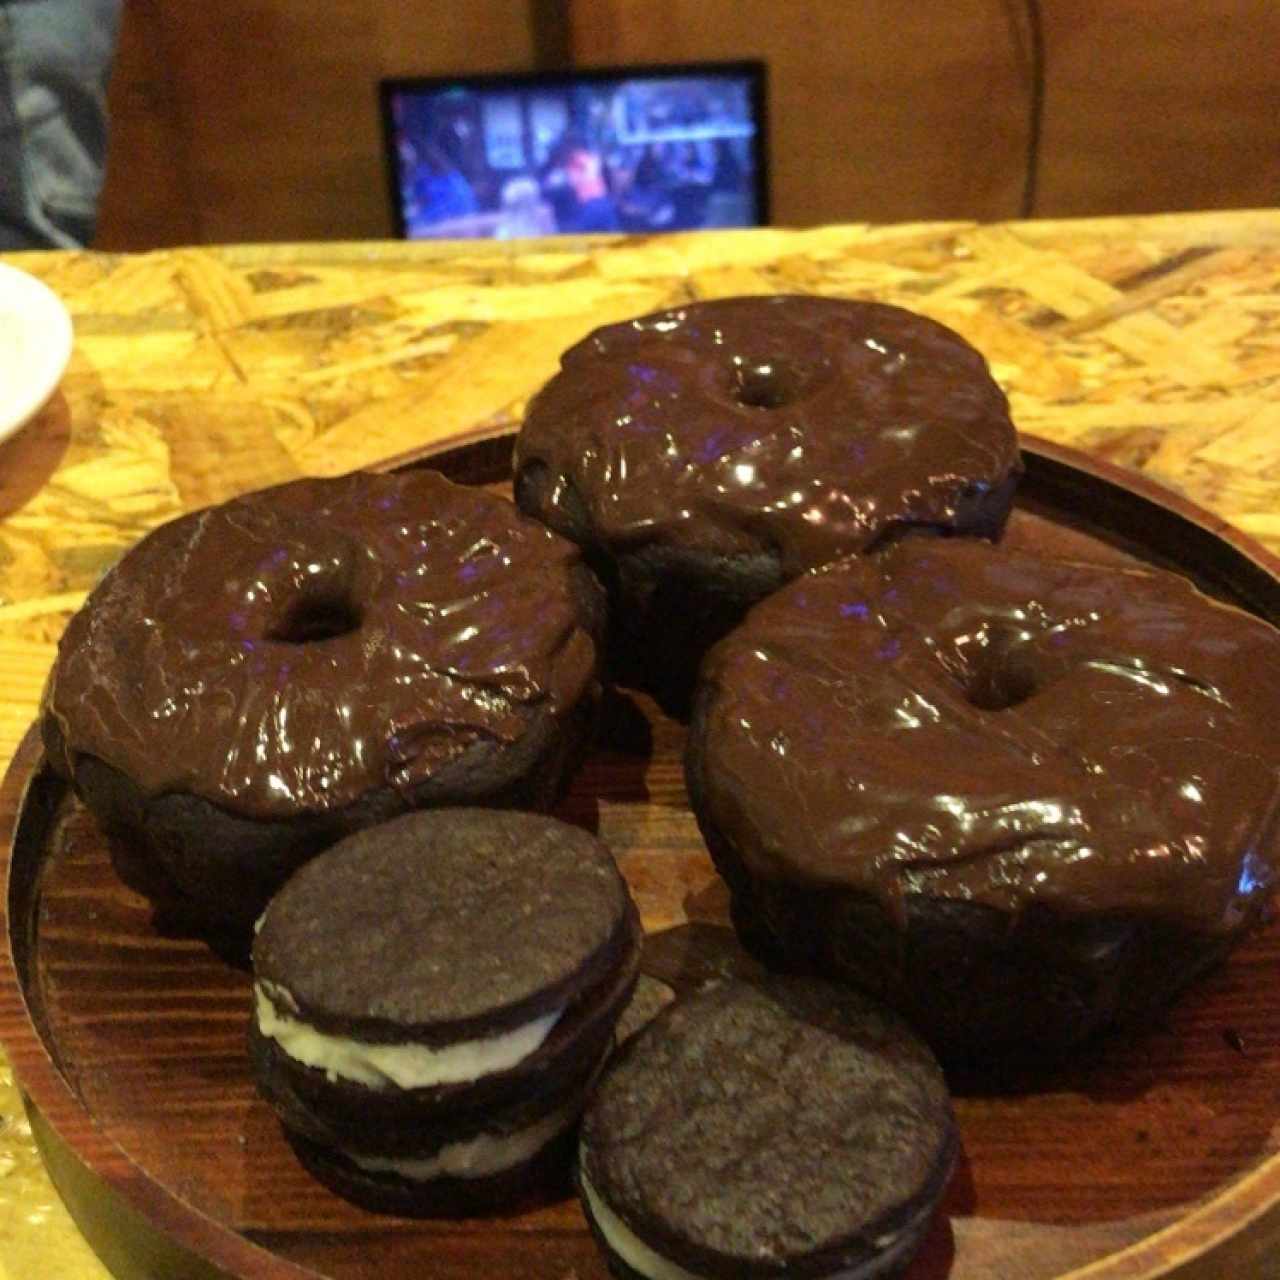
380, 63, 767, 241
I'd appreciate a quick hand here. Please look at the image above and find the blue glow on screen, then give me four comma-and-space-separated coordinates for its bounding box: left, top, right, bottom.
387, 71, 763, 241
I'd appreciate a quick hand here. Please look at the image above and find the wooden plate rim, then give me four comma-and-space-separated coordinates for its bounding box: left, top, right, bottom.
3, 430, 1280, 1280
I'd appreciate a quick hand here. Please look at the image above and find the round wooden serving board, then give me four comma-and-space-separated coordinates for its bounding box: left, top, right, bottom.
3, 434, 1280, 1280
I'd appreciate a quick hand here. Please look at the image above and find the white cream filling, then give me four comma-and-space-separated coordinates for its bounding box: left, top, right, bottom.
254, 981, 561, 1089
580, 1165, 886, 1280
580, 1169, 705, 1280
346, 1096, 580, 1182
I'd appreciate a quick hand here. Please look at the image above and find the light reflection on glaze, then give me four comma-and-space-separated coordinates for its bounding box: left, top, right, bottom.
43, 470, 597, 818
697, 539, 1280, 931
516, 296, 1020, 571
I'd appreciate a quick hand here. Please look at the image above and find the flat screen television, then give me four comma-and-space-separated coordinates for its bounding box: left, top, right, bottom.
379, 62, 768, 241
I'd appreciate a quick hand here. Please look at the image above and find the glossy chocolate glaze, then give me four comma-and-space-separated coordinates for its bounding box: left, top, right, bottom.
695, 539, 1280, 932
43, 470, 598, 819
515, 295, 1021, 573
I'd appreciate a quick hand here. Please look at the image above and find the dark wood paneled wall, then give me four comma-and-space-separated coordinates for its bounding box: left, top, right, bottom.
96, 1, 539, 249
570, 0, 1037, 227
1034, 0, 1280, 217
95, 1, 1280, 250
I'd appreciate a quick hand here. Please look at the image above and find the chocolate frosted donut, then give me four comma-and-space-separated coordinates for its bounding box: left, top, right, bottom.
41, 469, 605, 932
515, 294, 1021, 712
686, 538, 1280, 1069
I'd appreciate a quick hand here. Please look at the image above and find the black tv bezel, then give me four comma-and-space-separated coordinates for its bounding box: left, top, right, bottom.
377, 60, 770, 241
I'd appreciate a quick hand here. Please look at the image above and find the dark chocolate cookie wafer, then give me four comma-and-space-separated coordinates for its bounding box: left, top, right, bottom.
578, 976, 956, 1280
251, 808, 641, 1215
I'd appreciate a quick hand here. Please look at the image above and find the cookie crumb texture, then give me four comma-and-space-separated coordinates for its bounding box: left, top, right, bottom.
254, 809, 631, 1035
581, 978, 954, 1275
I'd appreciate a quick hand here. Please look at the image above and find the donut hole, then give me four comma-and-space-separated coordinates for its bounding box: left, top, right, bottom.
268, 594, 362, 644
964, 662, 1038, 712
731, 359, 800, 410
952, 634, 1039, 716
956, 641, 1040, 712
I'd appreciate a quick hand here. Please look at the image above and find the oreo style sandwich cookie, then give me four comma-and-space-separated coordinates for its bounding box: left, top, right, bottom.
578, 977, 956, 1279
250, 808, 642, 1215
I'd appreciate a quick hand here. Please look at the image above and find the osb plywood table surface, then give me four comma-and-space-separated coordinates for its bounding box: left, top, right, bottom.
1, 209, 1279, 1280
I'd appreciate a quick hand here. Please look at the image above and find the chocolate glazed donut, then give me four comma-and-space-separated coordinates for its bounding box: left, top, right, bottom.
685, 538, 1280, 1074
514, 295, 1022, 715
41, 470, 606, 935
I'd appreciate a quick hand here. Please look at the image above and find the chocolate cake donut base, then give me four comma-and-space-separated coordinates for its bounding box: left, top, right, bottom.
686, 699, 1250, 1077
50, 689, 601, 938
517, 461, 1019, 718
517, 457, 784, 716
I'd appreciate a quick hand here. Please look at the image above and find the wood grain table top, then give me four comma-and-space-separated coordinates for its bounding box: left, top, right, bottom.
1, 209, 1278, 1279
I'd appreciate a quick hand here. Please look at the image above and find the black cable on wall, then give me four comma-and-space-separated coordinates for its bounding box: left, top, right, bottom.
1021, 0, 1046, 217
